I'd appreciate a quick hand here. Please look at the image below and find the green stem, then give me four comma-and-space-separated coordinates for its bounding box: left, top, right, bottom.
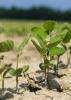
56, 55, 60, 75
2, 79, 4, 96
16, 54, 19, 92
44, 55, 48, 88
67, 49, 70, 67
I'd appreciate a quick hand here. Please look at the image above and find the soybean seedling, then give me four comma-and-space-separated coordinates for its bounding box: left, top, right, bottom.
31, 26, 66, 88
0, 40, 14, 96
61, 25, 71, 67
8, 35, 30, 92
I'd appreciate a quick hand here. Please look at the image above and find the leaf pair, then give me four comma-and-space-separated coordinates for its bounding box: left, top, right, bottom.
8, 65, 29, 76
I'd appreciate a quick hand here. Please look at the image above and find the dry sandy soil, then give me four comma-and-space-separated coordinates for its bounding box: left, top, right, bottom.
0, 34, 71, 100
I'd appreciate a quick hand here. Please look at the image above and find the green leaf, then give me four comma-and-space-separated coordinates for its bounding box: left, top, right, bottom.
22, 65, 29, 73
31, 27, 47, 40
8, 68, 16, 76
0, 40, 14, 52
16, 68, 22, 76
31, 40, 44, 56
16, 35, 29, 54
39, 62, 49, 71
61, 25, 71, 43
63, 32, 71, 43
49, 47, 65, 56
43, 21, 56, 33
47, 36, 62, 49
39, 63, 46, 71
58, 29, 68, 39
47, 29, 68, 49
8, 68, 22, 76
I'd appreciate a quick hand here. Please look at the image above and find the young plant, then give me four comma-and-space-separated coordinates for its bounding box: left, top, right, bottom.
0, 40, 14, 96
61, 25, 71, 67
8, 35, 30, 92
31, 26, 66, 88
47, 28, 68, 75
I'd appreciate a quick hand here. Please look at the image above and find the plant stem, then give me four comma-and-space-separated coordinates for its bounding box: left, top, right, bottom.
2, 79, 4, 96
44, 55, 48, 88
16, 54, 19, 92
44, 69, 47, 87
67, 48, 70, 67
56, 55, 60, 75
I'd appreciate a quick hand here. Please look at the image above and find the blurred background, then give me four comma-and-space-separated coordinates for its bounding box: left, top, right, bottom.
0, 0, 71, 21
0, 0, 71, 37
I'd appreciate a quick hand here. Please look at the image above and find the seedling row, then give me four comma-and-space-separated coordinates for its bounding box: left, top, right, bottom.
0, 21, 71, 98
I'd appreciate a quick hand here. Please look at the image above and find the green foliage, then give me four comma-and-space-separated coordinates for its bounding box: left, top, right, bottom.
31, 27, 47, 40
8, 65, 29, 76
0, 40, 14, 52
43, 21, 56, 33
8, 68, 16, 76
31, 21, 70, 88
62, 26, 71, 43
16, 35, 29, 55
49, 47, 65, 56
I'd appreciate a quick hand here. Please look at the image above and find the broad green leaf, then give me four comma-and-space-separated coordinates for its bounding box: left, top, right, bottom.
31, 27, 47, 40
32, 34, 46, 52
31, 40, 44, 56
43, 21, 56, 33
35, 34, 46, 52
8, 68, 22, 76
16, 68, 22, 76
8, 68, 16, 76
47, 36, 62, 49
49, 47, 65, 56
63, 32, 71, 43
22, 65, 29, 73
0, 40, 14, 52
47, 29, 68, 49
58, 29, 68, 39
61, 25, 71, 43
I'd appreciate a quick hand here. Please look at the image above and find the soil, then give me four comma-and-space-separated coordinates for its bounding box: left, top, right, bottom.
0, 34, 71, 100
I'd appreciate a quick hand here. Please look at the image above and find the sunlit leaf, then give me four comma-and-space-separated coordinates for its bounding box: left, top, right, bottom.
31, 40, 44, 56
49, 47, 65, 56
31, 27, 47, 40
47, 29, 68, 49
